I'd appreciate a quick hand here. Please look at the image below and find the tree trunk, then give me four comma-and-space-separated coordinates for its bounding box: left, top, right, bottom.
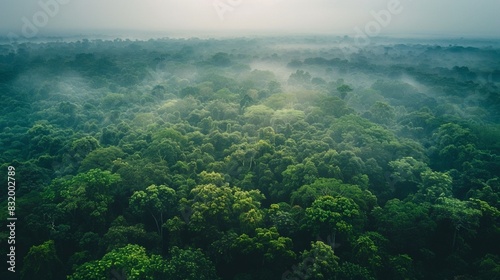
151, 212, 160, 236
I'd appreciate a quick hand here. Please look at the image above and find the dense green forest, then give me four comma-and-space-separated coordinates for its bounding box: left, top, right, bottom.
1, 36, 499, 279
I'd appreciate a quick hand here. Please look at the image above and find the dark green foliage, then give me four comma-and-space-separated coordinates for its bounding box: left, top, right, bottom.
289, 241, 339, 280
21, 240, 63, 280
79, 146, 124, 172
338, 262, 376, 280
165, 247, 220, 280
372, 199, 436, 254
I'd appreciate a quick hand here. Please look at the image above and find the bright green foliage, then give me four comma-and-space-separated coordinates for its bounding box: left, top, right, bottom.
233, 187, 266, 230
130, 185, 177, 215
186, 184, 233, 231
68, 244, 167, 280
292, 178, 377, 213
198, 171, 226, 186
243, 105, 274, 126
388, 157, 430, 184
469, 198, 500, 218
152, 127, 188, 145
51, 168, 121, 226
184, 184, 265, 233
235, 227, 295, 264
416, 170, 453, 202
272, 109, 305, 125
305, 196, 360, 241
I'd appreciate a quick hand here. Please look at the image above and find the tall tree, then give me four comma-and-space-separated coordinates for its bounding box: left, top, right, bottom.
414, 170, 453, 202
286, 241, 339, 280
164, 247, 220, 280
68, 244, 166, 280
49, 168, 121, 231
305, 196, 360, 250
21, 240, 64, 280
129, 184, 177, 242
433, 197, 482, 252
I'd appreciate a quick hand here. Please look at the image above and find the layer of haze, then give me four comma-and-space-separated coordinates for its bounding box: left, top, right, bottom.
1, 0, 500, 38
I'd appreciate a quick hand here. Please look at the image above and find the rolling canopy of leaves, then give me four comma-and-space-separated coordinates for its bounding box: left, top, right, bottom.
2, 36, 499, 280
68, 244, 166, 280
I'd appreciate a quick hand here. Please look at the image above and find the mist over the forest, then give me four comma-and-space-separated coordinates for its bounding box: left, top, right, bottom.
1, 1, 500, 279
1, 34, 500, 280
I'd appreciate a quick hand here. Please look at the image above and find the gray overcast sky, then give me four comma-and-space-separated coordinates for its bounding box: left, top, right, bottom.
1, 0, 500, 38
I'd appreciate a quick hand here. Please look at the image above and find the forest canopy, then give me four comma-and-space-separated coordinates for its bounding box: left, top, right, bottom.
0, 36, 499, 280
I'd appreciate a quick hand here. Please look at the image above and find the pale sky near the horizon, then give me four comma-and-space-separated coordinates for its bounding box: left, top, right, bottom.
1, 0, 499, 38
